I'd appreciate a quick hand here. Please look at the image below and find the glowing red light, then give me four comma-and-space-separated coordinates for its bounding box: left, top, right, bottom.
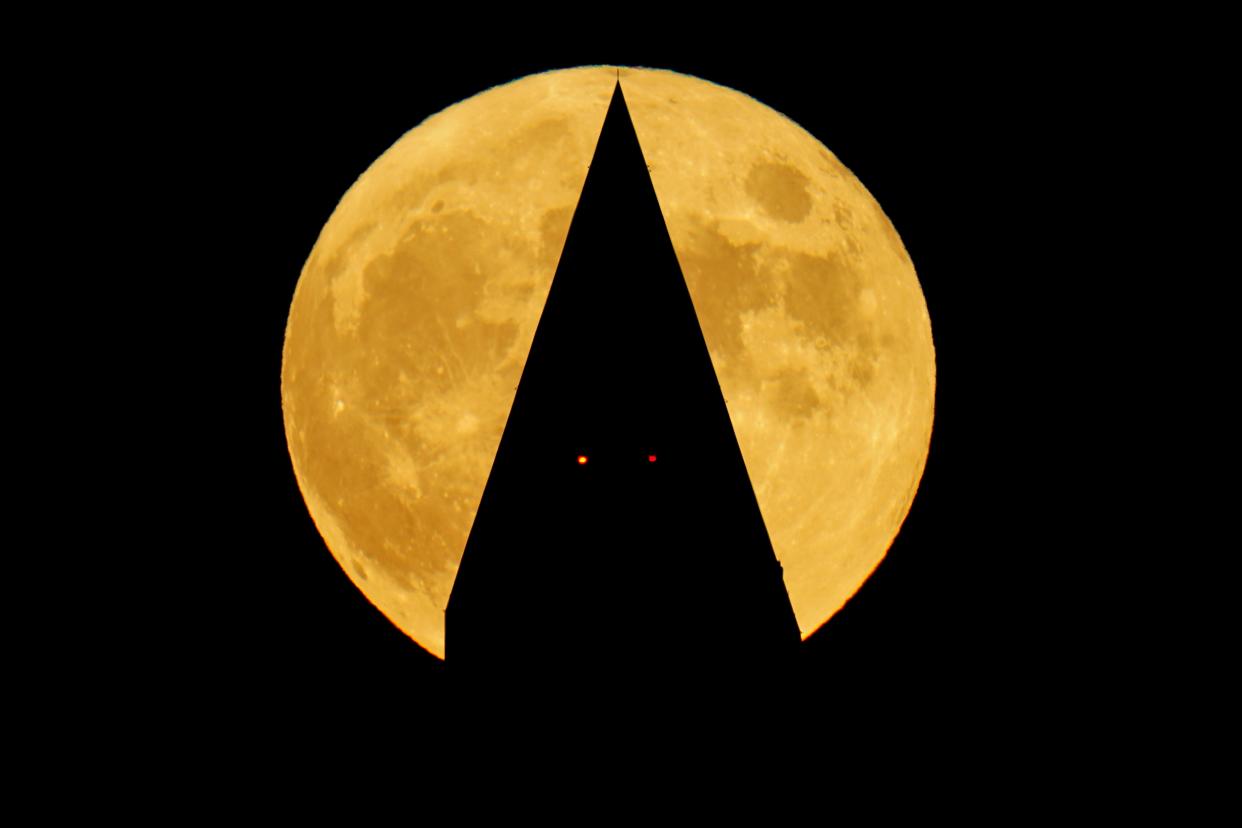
648, 454, 657, 463
577, 455, 588, 465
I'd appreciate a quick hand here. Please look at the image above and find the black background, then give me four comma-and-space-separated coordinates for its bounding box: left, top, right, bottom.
96, 35, 1171, 746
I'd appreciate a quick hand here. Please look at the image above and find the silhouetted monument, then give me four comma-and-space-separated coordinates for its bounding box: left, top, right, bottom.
447, 83, 799, 691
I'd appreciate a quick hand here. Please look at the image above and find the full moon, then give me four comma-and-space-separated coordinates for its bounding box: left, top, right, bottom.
281, 66, 935, 659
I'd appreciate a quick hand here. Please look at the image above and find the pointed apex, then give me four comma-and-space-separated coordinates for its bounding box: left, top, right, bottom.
605, 77, 629, 118
581, 76, 650, 196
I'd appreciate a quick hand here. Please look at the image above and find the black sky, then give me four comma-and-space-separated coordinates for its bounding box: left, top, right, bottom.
118, 41, 1158, 746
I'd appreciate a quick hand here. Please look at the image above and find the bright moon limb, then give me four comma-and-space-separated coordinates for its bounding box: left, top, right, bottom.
281, 66, 935, 659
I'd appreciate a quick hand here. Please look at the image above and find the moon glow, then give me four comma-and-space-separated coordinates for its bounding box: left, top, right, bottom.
281, 67, 935, 659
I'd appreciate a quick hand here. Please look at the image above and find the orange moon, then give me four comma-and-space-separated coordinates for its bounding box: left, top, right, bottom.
281, 66, 935, 659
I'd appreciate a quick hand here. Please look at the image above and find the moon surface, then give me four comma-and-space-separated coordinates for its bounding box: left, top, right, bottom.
281, 66, 935, 659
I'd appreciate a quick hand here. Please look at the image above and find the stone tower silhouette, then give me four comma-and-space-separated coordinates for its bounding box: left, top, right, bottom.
446, 83, 800, 690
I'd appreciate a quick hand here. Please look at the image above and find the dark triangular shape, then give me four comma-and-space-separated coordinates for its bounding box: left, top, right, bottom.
447, 83, 800, 689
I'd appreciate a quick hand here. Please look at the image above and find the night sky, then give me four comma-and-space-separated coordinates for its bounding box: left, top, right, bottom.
117, 42, 1148, 747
